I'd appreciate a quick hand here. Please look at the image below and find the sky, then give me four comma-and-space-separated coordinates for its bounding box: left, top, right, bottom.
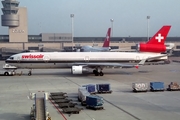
0, 0, 180, 37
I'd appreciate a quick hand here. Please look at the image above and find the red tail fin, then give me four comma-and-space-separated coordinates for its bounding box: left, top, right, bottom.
103, 28, 111, 47
147, 25, 171, 45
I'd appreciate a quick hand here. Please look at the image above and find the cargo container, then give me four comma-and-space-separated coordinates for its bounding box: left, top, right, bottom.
132, 82, 148, 92
82, 84, 97, 94
150, 82, 164, 91
167, 82, 180, 91
96, 83, 112, 93
78, 87, 90, 106
86, 95, 104, 110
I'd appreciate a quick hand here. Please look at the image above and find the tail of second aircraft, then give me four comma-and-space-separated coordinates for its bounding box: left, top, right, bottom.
137, 25, 171, 53
102, 28, 111, 47
146, 25, 171, 45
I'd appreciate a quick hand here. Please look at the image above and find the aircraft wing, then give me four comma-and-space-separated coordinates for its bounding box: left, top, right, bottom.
146, 54, 168, 61
72, 59, 146, 69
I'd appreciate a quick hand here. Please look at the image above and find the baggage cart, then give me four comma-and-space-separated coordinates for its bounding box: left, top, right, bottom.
132, 82, 148, 92
62, 107, 83, 114
54, 99, 72, 104
50, 96, 67, 100
86, 95, 104, 110
150, 82, 164, 91
58, 102, 77, 108
82, 84, 97, 94
167, 82, 180, 91
50, 92, 67, 96
96, 83, 112, 93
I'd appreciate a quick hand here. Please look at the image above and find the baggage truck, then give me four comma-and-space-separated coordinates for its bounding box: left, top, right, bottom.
96, 83, 112, 93
167, 82, 180, 91
78, 87, 90, 106
132, 82, 148, 92
86, 95, 104, 110
150, 82, 165, 91
0, 70, 15, 76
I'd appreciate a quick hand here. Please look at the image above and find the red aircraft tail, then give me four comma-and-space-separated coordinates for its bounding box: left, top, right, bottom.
147, 25, 171, 45
102, 28, 111, 47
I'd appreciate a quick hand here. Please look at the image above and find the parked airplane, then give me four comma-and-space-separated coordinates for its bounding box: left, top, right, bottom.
136, 25, 173, 53
5, 51, 167, 76
80, 26, 173, 53
78, 28, 111, 52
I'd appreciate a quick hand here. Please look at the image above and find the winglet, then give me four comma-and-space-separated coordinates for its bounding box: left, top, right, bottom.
135, 59, 146, 69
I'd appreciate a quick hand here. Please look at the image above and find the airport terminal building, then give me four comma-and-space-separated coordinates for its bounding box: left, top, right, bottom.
1, 0, 180, 59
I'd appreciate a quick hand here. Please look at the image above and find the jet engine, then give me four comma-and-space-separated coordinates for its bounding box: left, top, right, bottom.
71, 66, 89, 74
136, 43, 166, 53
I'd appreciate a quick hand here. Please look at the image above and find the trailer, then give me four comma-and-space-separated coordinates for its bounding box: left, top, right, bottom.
78, 87, 90, 106
150, 82, 165, 91
54, 99, 72, 104
58, 102, 77, 108
50, 95, 67, 100
50, 92, 67, 96
167, 82, 180, 91
62, 107, 83, 114
132, 82, 148, 92
96, 83, 112, 93
0, 70, 15, 76
86, 95, 104, 110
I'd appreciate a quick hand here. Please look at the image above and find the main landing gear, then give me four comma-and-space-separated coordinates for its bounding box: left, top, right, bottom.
93, 69, 104, 76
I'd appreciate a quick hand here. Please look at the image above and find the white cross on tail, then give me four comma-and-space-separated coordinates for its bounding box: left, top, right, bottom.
155, 34, 164, 42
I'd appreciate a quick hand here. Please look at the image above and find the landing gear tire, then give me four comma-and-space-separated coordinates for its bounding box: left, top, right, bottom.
93, 70, 99, 76
99, 72, 104, 76
95, 72, 99, 76
4, 72, 9, 76
165, 60, 171, 64
93, 70, 96, 74
28, 71, 32, 76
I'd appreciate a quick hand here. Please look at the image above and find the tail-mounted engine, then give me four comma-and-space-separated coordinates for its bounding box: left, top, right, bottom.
136, 43, 166, 53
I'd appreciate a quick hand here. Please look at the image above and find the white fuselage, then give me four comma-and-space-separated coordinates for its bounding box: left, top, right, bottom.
5, 52, 167, 69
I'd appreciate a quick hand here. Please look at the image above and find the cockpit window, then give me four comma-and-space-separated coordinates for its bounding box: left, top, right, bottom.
9, 57, 14, 60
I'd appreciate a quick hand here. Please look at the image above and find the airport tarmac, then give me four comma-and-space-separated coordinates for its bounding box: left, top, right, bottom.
0, 60, 180, 120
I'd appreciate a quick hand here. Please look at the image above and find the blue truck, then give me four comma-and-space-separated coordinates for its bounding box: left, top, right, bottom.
86, 95, 104, 110
150, 82, 165, 91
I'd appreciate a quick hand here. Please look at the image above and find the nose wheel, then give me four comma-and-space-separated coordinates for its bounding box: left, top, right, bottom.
28, 70, 32, 76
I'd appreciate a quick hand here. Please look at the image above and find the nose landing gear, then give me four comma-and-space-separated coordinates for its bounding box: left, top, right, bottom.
28, 70, 32, 76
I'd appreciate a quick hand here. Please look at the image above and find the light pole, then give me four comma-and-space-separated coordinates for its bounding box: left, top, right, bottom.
110, 19, 114, 37
70, 14, 74, 51
147, 16, 150, 41
39, 22, 41, 34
